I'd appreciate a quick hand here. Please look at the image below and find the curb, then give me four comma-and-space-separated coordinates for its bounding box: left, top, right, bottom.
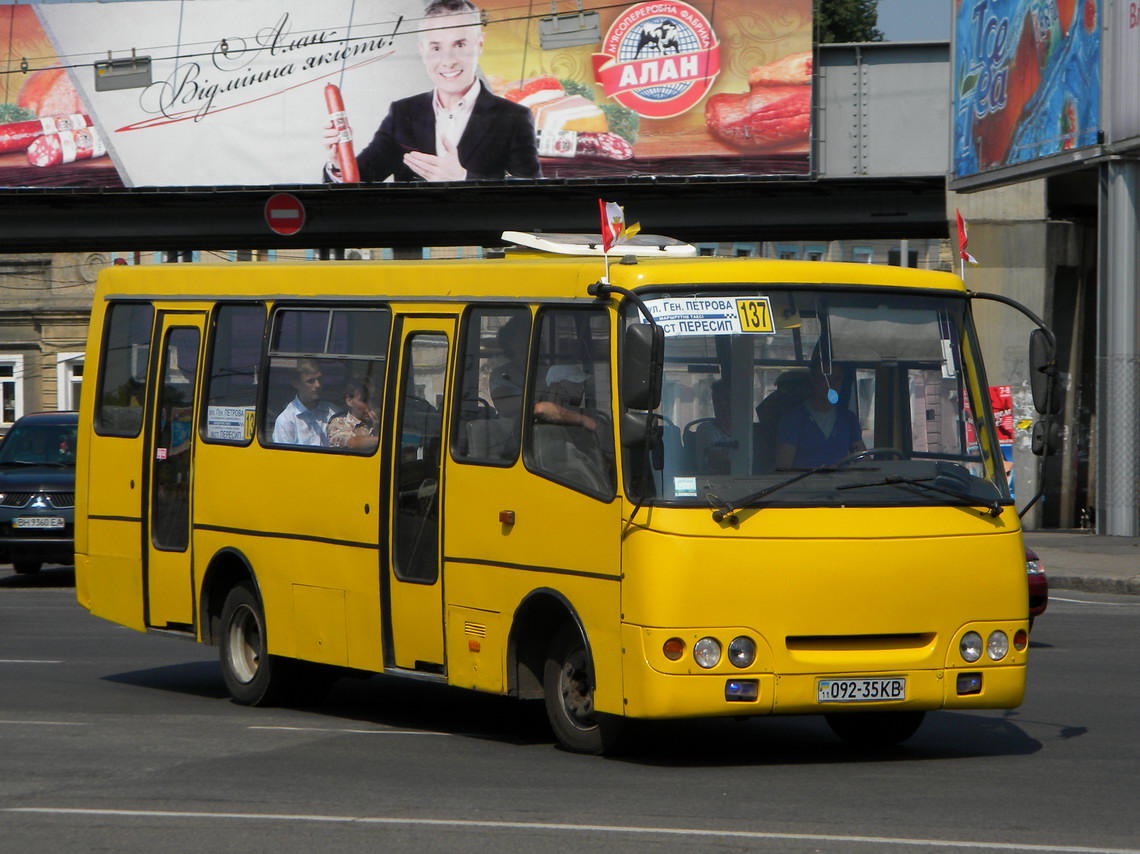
1047, 574, 1140, 596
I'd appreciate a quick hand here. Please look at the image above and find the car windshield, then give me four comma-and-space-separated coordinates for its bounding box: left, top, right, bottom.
0, 422, 78, 466
626, 287, 1008, 512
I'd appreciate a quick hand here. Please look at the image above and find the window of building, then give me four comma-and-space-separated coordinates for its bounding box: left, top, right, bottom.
776, 244, 799, 260
888, 247, 919, 268
0, 356, 25, 428
696, 243, 718, 257
806, 245, 826, 262
160, 250, 200, 263
852, 246, 874, 264
56, 353, 84, 411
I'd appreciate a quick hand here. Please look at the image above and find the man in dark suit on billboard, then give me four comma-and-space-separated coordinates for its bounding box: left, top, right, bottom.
323, 0, 540, 182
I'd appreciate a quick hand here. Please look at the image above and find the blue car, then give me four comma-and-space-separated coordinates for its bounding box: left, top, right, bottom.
0, 411, 78, 574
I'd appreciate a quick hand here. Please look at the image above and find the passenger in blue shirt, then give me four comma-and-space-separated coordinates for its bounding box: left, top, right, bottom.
774, 359, 864, 469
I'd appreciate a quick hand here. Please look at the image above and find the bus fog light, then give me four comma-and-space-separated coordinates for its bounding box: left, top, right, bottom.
1013, 629, 1028, 651
727, 636, 756, 668
693, 637, 721, 669
957, 672, 983, 695
725, 679, 759, 701
960, 631, 983, 663
987, 630, 1009, 661
662, 637, 685, 661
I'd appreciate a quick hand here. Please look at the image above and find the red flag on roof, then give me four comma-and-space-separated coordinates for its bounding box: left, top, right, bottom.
956, 208, 978, 266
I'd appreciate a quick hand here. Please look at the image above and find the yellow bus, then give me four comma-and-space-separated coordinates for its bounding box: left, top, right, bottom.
75, 233, 1057, 753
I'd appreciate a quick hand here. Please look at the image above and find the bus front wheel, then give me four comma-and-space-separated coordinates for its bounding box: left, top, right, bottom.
543, 622, 622, 754
220, 582, 289, 706
825, 710, 925, 747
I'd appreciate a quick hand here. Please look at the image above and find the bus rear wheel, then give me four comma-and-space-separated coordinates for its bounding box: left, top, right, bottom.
543, 622, 622, 754
825, 710, 925, 747
219, 582, 290, 706
12, 560, 41, 575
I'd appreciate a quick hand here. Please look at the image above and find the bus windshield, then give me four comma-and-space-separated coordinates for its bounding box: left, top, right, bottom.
630, 287, 1008, 512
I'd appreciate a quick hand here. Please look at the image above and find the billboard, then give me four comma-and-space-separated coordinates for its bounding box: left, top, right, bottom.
952, 0, 1100, 181
1107, 0, 1140, 146
0, 0, 812, 189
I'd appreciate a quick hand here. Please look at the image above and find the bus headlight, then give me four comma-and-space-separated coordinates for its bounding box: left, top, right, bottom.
987, 630, 1009, 661
727, 636, 756, 668
960, 631, 983, 663
693, 637, 722, 669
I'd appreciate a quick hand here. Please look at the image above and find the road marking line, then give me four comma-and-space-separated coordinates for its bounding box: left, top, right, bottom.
1050, 596, 1137, 606
4, 808, 1138, 854
248, 726, 448, 736
0, 720, 86, 726
0, 659, 62, 664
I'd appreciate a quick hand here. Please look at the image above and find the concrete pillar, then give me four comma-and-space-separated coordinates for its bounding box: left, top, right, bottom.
1097, 161, 1140, 536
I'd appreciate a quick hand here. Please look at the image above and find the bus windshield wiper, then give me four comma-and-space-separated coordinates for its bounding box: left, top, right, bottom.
709, 448, 896, 524
837, 474, 1003, 517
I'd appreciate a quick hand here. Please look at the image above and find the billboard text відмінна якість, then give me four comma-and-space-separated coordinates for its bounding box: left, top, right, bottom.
0, 0, 811, 189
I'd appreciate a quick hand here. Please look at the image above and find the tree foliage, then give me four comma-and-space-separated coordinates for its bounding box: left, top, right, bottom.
818, 0, 884, 44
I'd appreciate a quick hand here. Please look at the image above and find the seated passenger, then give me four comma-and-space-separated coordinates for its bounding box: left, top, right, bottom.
327, 376, 379, 451
692, 378, 735, 473
272, 358, 339, 446
773, 359, 864, 468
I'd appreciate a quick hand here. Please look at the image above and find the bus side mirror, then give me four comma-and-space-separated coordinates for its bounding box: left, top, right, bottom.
622, 323, 664, 412
1030, 328, 1060, 415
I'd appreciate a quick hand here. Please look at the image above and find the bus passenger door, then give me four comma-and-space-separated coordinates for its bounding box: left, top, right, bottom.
384, 318, 454, 672
145, 313, 205, 631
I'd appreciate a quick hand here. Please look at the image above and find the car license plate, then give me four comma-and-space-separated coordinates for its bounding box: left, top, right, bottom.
13, 516, 65, 529
817, 677, 906, 703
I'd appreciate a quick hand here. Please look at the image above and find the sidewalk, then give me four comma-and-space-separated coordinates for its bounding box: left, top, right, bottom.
1023, 529, 1140, 596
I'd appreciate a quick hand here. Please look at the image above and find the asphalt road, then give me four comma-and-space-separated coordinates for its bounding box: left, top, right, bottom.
1, 566, 1138, 854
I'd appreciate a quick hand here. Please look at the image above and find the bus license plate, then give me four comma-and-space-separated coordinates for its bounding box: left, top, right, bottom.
13, 517, 65, 529
817, 677, 906, 703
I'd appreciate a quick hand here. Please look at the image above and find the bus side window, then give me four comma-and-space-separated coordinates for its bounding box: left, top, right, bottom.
525, 308, 615, 497
95, 302, 154, 437
452, 307, 529, 464
260, 306, 389, 451
201, 304, 266, 445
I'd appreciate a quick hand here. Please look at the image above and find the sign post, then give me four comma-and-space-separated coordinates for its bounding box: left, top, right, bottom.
264, 193, 305, 236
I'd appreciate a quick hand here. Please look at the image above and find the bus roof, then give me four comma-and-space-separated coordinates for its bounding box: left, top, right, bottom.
95, 253, 968, 303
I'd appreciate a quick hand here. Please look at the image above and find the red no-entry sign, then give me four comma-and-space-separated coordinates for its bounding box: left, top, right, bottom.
264, 193, 305, 236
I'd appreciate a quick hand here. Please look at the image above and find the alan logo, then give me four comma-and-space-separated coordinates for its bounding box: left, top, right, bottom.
592, 2, 720, 119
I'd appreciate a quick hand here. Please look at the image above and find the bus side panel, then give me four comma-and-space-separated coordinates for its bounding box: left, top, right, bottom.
445, 560, 623, 709
80, 432, 147, 630
82, 518, 146, 631
443, 463, 623, 713
192, 446, 384, 673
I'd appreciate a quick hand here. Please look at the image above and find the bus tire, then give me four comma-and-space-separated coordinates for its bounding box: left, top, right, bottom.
543, 621, 622, 754
12, 560, 42, 575
825, 710, 925, 747
219, 582, 290, 706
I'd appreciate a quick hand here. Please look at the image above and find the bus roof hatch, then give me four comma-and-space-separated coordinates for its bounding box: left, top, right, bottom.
501, 231, 698, 258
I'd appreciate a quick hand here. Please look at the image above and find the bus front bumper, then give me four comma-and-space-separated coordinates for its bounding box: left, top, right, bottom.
618, 624, 1025, 719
